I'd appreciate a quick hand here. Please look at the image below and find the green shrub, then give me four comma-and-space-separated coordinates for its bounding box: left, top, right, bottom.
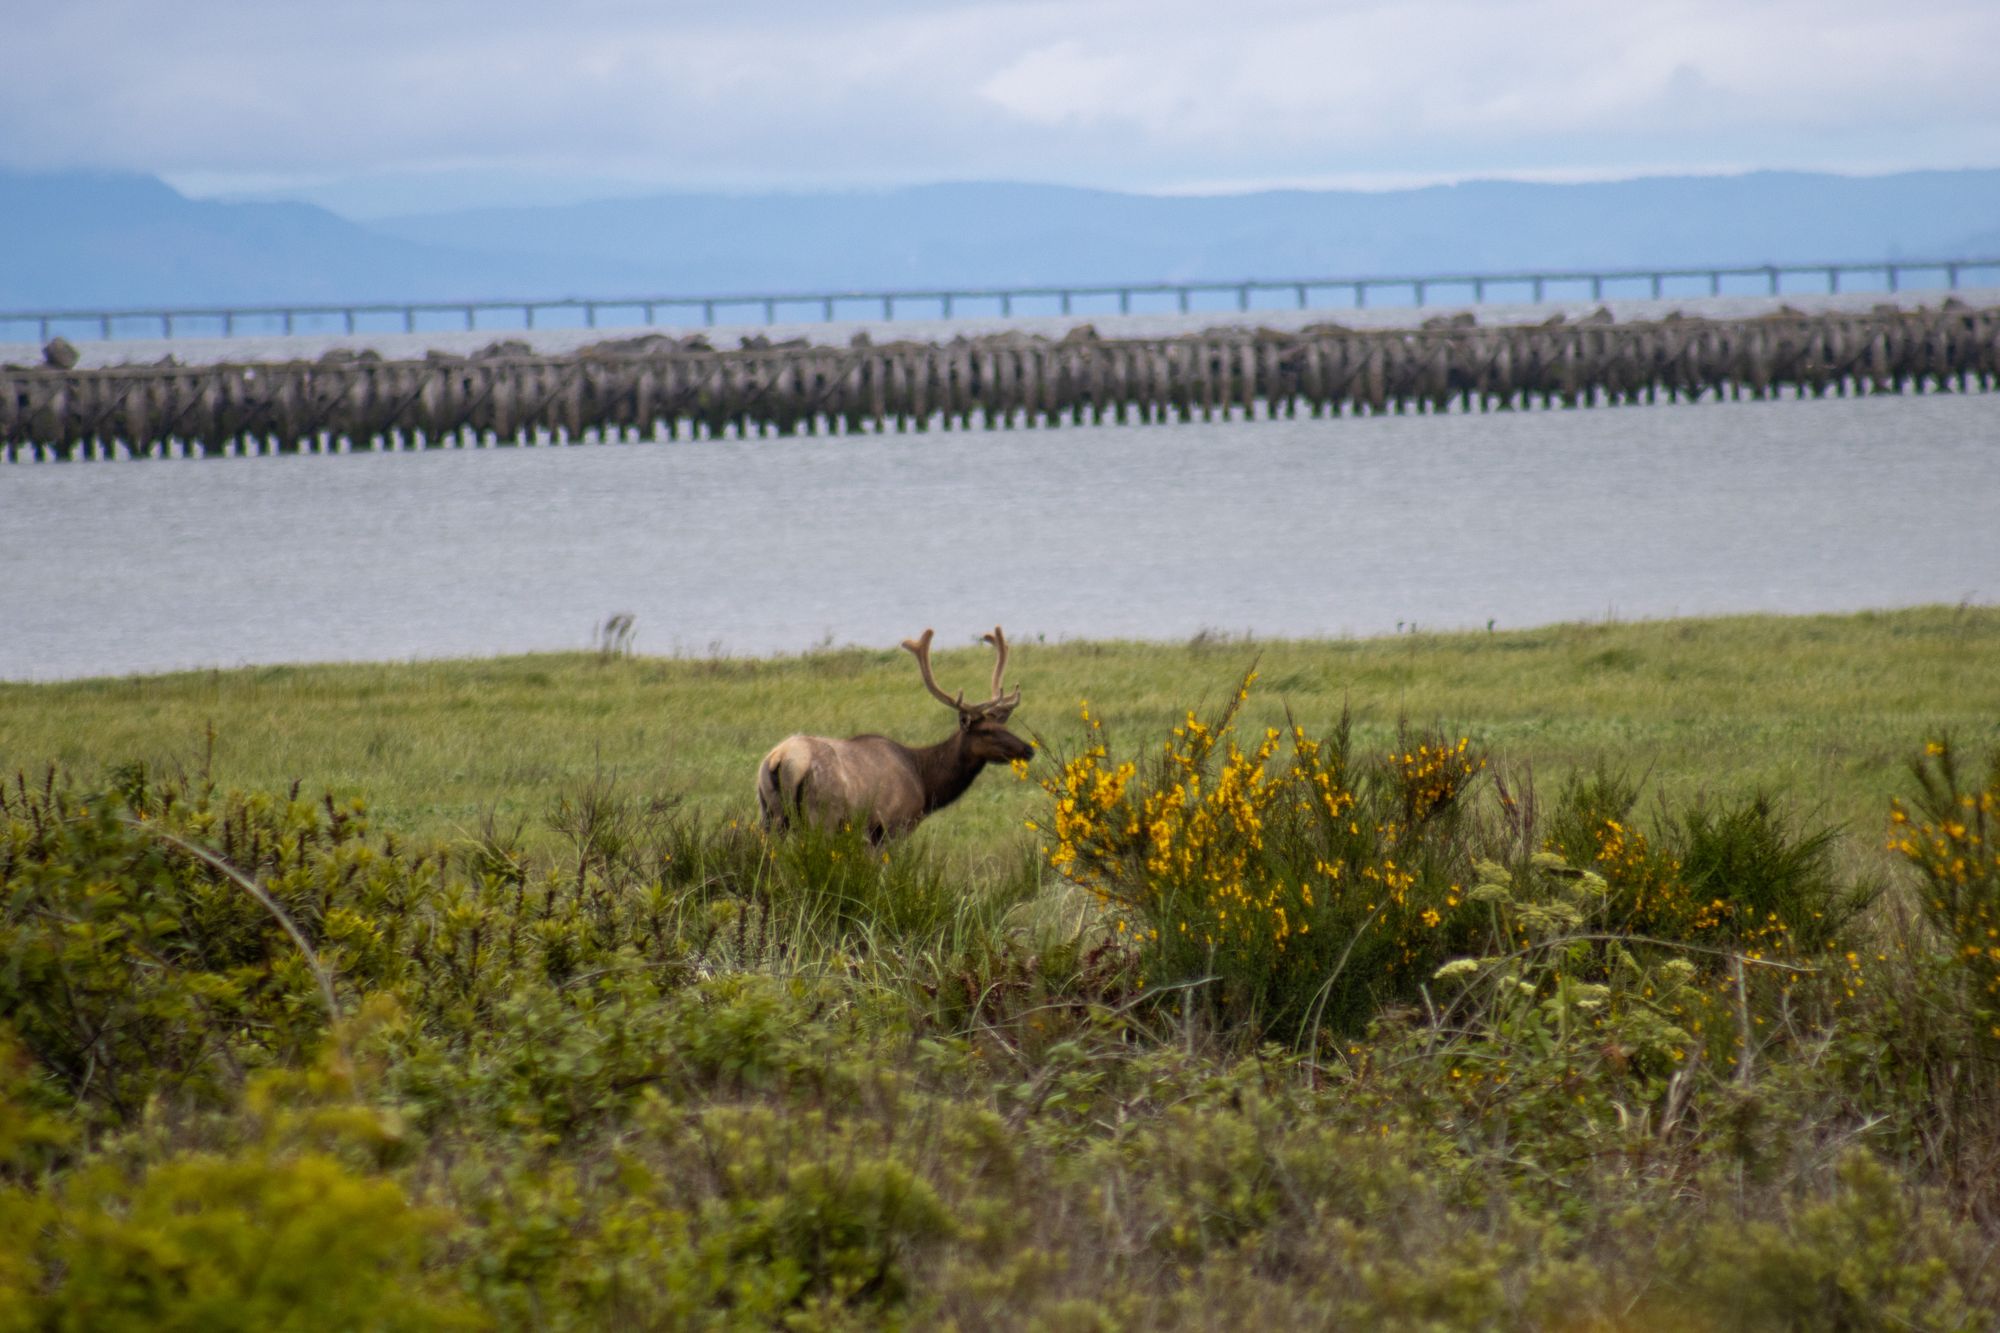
0, 779, 307, 1124
32, 1150, 474, 1331
1671, 793, 1869, 956
0, 769, 699, 1127
727, 1155, 953, 1311
1541, 765, 1869, 959
1670, 1152, 1983, 1332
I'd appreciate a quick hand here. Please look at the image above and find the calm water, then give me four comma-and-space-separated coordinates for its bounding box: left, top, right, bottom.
2, 393, 1996, 681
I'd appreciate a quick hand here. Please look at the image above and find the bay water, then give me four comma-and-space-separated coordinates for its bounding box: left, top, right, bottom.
2, 391, 1994, 682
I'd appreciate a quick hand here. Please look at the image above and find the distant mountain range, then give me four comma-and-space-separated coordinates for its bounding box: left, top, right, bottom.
4, 167, 1998, 311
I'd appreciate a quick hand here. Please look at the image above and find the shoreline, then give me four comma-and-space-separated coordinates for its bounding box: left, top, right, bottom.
4, 602, 1992, 689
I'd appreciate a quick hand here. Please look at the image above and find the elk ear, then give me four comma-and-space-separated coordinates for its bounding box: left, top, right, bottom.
984, 703, 1018, 725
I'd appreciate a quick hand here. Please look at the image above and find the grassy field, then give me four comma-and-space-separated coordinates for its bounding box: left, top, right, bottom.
5, 605, 2000, 1329
6, 605, 1996, 855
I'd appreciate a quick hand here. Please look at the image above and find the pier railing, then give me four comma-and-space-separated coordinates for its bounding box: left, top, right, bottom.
6, 257, 1999, 345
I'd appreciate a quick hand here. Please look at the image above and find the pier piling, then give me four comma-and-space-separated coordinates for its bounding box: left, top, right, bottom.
3, 305, 1995, 461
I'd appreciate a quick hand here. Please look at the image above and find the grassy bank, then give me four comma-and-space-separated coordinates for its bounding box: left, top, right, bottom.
5, 606, 1996, 852
4, 606, 2000, 1328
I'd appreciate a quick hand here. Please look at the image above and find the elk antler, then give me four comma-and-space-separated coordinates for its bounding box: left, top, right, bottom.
900, 629, 965, 710
980, 627, 1022, 710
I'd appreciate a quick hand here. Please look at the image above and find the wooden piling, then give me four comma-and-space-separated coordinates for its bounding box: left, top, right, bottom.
4, 304, 1996, 461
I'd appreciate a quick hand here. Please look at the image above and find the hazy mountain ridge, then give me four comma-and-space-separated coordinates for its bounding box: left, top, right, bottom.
0, 168, 653, 309
368, 171, 2000, 290
5, 168, 1998, 310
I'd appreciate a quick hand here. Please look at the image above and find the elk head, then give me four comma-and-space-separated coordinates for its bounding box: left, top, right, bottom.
901, 626, 1034, 767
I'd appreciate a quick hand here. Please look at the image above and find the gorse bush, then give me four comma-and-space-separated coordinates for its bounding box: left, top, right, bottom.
1862, 737, 2000, 1198
1891, 738, 2000, 1019
1032, 668, 1888, 1040
1537, 764, 1866, 958
1034, 670, 1489, 1042
1538, 763, 1691, 938
1029, 670, 1860, 1048
1672, 793, 1867, 956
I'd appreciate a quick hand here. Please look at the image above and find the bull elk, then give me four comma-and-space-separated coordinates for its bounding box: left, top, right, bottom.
756, 627, 1033, 843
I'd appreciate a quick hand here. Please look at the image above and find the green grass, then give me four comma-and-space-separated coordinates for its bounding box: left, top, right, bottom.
5, 605, 1996, 857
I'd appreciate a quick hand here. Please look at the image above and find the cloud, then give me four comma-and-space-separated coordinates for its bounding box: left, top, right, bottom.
978, 40, 1148, 129
3, 0, 1997, 200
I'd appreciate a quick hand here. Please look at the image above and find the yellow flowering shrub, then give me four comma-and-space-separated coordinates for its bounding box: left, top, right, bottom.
1031, 671, 1485, 1041
1391, 734, 1484, 826
1543, 768, 1857, 961
1542, 768, 1695, 938
1891, 739, 2000, 1008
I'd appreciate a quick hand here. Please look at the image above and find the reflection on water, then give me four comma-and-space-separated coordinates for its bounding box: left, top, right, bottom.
2, 393, 1995, 681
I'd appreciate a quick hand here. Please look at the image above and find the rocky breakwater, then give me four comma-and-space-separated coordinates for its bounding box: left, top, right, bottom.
3, 302, 1996, 462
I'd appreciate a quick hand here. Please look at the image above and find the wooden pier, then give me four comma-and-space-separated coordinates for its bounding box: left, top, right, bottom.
3, 303, 1995, 463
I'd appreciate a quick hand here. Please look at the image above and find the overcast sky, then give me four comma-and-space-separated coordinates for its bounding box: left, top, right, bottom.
5, 0, 1998, 213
